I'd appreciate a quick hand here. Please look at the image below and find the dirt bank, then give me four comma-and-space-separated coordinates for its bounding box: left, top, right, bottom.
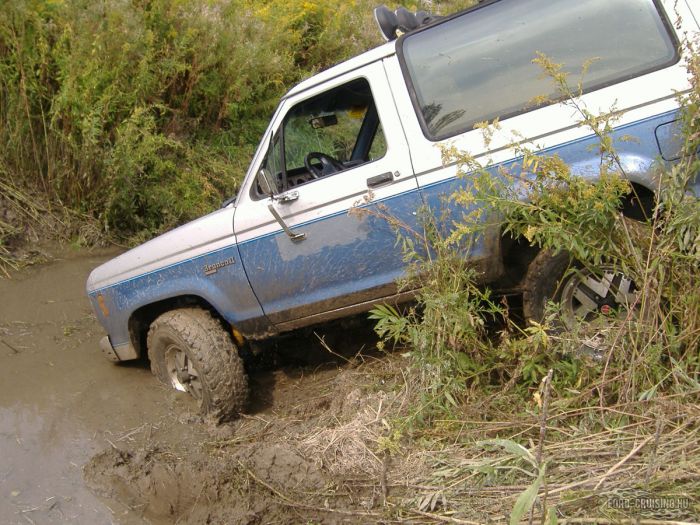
84, 361, 401, 524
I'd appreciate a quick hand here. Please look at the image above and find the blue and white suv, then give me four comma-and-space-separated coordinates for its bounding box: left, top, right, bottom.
87, 0, 699, 420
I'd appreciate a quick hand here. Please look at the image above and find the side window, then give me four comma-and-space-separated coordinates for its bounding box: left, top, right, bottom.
369, 122, 387, 161
400, 0, 679, 140
283, 77, 387, 187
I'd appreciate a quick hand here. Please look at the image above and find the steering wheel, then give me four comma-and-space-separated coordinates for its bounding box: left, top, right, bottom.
304, 151, 345, 178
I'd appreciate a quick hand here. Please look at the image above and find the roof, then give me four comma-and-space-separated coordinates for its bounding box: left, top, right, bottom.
285, 40, 397, 99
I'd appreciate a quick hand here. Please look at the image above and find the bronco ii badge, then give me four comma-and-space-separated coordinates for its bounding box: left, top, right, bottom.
203, 257, 235, 276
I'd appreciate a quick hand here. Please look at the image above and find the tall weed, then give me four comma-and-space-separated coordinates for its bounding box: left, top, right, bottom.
3, 0, 475, 242
371, 44, 700, 423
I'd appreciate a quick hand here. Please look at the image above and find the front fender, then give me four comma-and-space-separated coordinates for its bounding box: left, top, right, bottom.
88, 244, 268, 352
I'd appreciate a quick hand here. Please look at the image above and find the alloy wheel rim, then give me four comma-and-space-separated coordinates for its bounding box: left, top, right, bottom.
558, 265, 639, 356
164, 344, 203, 400
560, 265, 638, 326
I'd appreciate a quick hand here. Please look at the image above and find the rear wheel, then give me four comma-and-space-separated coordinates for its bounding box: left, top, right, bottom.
522, 250, 640, 353
558, 264, 638, 328
147, 308, 248, 421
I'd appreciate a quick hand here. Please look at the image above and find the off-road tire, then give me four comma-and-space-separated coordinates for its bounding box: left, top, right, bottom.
522, 249, 573, 323
147, 308, 248, 421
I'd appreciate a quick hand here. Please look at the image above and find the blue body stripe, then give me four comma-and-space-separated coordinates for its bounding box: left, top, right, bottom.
92, 109, 680, 295
92, 109, 684, 347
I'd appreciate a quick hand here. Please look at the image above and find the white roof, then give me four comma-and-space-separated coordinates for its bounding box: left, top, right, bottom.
285, 40, 397, 99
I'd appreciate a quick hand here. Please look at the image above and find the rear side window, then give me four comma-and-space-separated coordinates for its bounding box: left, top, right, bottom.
400, 0, 679, 140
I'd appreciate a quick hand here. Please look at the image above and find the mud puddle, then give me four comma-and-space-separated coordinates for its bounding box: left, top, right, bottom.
0, 249, 392, 524
0, 249, 213, 523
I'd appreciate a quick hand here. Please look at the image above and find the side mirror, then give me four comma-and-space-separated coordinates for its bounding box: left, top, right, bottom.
257, 168, 278, 196
221, 193, 237, 208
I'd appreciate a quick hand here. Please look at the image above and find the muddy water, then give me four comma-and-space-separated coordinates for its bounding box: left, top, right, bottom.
0, 249, 386, 524
0, 250, 197, 524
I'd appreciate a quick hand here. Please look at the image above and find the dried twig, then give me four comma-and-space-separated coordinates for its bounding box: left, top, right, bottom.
593, 435, 653, 490
409, 508, 482, 524
1, 339, 21, 354
531, 368, 553, 525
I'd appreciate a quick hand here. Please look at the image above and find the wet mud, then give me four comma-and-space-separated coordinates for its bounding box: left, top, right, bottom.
0, 249, 189, 523
1, 250, 389, 524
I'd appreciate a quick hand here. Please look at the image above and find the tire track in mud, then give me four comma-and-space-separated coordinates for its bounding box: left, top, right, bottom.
84, 357, 402, 525
84, 327, 402, 525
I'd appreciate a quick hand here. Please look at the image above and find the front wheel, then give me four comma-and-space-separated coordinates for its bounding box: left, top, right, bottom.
147, 308, 248, 421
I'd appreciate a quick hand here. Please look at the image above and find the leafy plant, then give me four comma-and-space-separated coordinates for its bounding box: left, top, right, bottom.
370, 42, 699, 432
5, 0, 470, 243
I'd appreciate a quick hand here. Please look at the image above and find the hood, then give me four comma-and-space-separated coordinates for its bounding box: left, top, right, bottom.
87, 206, 236, 293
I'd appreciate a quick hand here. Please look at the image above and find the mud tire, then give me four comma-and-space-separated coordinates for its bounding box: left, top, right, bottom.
522, 249, 573, 323
147, 308, 248, 422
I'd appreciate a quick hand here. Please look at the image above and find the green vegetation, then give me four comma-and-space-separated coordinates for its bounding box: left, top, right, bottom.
0, 0, 473, 257
368, 49, 699, 522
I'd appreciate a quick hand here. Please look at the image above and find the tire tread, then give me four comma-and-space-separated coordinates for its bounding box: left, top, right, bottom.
147, 308, 248, 421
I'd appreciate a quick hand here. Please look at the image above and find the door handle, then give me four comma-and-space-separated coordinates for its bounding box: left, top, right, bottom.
267, 203, 306, 242
366, 172, 394, 188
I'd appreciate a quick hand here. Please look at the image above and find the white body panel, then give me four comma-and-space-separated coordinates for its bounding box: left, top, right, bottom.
386, 0, 694, 183
87, 207, 236, 292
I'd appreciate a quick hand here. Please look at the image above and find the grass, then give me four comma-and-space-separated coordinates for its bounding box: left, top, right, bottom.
215, 352, 700, 522
362, 40, 700, 525
0, 176, 49, 275
395, 391, 699, 522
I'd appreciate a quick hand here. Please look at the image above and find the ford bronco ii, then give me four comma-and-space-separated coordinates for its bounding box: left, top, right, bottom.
87, 0, 699, 420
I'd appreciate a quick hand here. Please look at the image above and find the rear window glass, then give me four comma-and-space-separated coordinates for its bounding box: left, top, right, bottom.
400, 0, 679, 140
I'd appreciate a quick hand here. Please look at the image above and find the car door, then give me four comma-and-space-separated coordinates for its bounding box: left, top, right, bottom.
234, 60, 421, 329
